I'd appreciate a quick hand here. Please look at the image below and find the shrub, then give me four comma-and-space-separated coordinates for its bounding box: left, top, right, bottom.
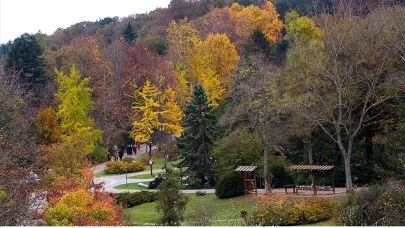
250, 195, 335, 226
186, 201, 214, 226
121, 157, 134, 163
269, 163, 294, 188
215, 172, 244, 199
334, 180, 405, 226
104, 161, 145, 174
111, 191, 158, 208
91, 145, 108, 163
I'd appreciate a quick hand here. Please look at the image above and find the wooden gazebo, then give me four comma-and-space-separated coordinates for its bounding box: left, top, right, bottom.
235, 166, 258, 195
290, 165, 335, 195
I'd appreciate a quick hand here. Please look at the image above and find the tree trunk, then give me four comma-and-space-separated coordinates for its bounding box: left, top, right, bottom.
308, 132, 313, 165
343, 154, 353, 192
262, 136, 269, 193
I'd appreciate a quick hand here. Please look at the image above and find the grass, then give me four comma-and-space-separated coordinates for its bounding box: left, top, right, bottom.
125, 194, 260, 226
128, 169, 181, 179
114, 182, 152, 190
124, 193, 341, 226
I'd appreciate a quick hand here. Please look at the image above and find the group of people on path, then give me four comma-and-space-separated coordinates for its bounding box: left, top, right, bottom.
107, 143, 141, 162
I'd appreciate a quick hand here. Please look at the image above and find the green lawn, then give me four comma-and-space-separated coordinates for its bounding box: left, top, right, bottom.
125, 193, 338, 226
114, 182, 152, 190
142, 158, 183, 170
125, 194, 260, 226
128, 169, 181, 179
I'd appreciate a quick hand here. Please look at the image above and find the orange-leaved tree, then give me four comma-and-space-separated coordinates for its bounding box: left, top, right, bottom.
35, 107, 62, 145
200, 2, 283, 53
43, 169, 130, 226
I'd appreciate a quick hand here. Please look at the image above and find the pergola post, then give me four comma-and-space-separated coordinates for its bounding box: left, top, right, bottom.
312, 171, 317, 195
331, 168, 335, 194
254, 171, 257, 195
290, 165, 335, 196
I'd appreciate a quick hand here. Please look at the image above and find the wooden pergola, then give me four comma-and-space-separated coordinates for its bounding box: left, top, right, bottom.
290, 165, 335, 195
235, 166, 258, 195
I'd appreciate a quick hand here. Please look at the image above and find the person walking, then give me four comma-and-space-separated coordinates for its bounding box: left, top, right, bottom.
107, 150, 112, 162
114, 149, 119, 161
126, 144, 132, 155
118, 149, 124, 161
132, 144, 137, 155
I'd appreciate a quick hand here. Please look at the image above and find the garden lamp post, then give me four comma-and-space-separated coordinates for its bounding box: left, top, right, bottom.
149, 157, 153, 176
125, 166, 128, 186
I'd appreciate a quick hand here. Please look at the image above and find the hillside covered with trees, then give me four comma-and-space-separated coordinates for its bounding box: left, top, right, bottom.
1, 0, 405, 225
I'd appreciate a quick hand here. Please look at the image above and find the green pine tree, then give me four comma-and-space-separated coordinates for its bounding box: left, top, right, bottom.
4, 33, 47, 87
122, 22, 136, 43
176, 84, 219, 185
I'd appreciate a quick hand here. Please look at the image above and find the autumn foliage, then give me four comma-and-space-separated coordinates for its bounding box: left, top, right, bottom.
250, 195, 335, 226
35, 107, 62, 145
43, 169, 130, 226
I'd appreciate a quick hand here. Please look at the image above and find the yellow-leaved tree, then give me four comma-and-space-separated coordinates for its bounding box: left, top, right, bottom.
130, 79, 182, 148
53, 65, 102, 175
167, 19, 239, 106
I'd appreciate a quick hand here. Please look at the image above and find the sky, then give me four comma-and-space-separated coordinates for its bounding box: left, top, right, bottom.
0, 0, 172, 44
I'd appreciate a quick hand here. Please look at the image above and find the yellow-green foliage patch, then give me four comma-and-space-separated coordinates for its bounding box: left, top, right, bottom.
104, 161, 145, 174
250, 195, 335, 226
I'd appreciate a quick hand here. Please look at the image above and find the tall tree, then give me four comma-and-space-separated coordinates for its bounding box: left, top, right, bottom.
35, 107, 62, 145
122, 22, 136, 44
286, 12, 399, 192
221, 55, 291, 193
4, 33, 47, 87
130, 80, 182, 151
54, 66, 102, 174
284, 11, 322, 166
176, 84, 219, 185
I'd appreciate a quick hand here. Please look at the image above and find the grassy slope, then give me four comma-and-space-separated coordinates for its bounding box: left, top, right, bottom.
125, 194, 260, 226
125, 193, 338, 226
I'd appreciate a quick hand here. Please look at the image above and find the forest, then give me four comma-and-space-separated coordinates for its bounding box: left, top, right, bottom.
1, 0, 405, 225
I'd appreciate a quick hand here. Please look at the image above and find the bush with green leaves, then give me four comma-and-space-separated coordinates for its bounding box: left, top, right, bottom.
269, 163, 294, 188
250, 194, 335, 226
334, 180, 405, 226
90, 145, 108, 163
104, 161, 145, 174
111, 191, 158, 208
121, 157, 134, 163
215, 172, 244, 199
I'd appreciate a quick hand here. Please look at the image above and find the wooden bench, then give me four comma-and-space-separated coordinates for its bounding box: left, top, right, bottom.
283, 184, 296, 194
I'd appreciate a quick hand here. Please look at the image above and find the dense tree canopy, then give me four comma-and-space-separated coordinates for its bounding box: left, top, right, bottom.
3, 1, 405, 224
4, 33, 47, 87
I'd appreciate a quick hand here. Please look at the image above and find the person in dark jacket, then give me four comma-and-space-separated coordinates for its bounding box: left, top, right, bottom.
118, 148, 124, 161
126, 145, 132, 155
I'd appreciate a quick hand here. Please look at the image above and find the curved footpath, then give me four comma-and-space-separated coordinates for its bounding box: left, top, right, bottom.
90, 145, 216, 194
90, 145, 347, 195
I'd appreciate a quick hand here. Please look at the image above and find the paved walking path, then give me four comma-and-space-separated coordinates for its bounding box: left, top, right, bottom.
91, 144, 348, 195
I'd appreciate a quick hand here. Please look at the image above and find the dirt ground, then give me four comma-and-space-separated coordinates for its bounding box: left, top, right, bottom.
240, 187, 348, 203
